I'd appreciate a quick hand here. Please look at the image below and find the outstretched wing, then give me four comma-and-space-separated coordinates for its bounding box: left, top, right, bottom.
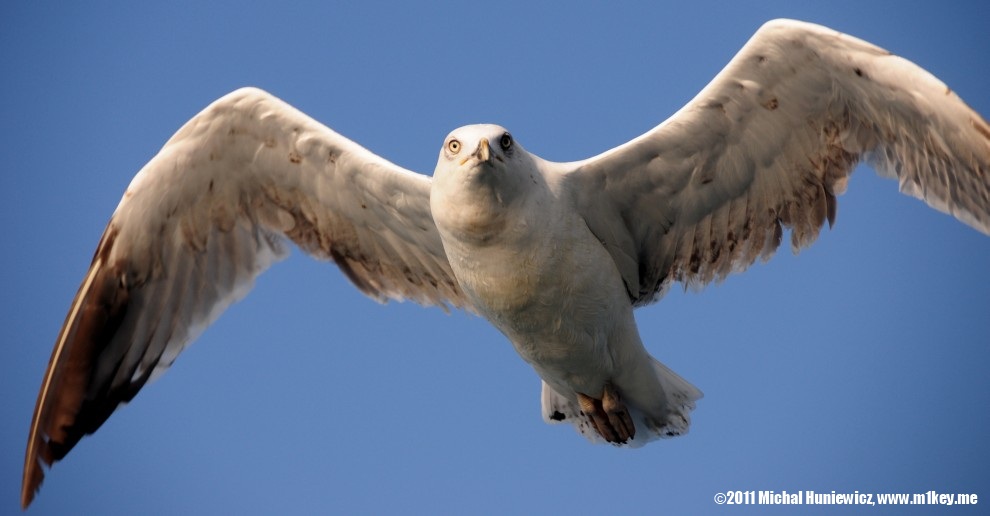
22, 87, 467, 508
564, 19, 990, 305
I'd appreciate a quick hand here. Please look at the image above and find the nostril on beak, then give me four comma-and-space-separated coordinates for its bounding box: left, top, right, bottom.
474, 139, 491, 162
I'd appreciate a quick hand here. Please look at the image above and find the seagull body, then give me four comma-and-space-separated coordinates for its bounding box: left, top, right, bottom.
431, 126, 699, 442
22, 19, 990, 507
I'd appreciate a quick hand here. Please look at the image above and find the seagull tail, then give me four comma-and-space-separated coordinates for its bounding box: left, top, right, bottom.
540, 358, 702, 447
642, 357, 704, 438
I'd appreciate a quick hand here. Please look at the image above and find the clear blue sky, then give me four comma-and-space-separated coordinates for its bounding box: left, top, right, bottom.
2, 2, 988, 514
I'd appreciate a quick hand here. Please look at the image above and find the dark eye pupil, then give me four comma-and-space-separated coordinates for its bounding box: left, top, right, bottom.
500, 133, 512, 149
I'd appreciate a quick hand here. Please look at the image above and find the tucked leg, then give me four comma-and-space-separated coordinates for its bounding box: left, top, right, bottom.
577, 392, 616, 442
577, 383, 635, 444
602, 382, 635, 442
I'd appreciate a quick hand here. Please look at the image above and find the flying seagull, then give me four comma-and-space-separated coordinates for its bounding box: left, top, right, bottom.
22, 19, 989, 508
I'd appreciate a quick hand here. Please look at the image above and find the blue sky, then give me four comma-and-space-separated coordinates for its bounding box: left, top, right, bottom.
2, 1, 988, 514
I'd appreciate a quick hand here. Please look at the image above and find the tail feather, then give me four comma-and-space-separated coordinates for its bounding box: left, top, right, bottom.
649, 358, 703, 434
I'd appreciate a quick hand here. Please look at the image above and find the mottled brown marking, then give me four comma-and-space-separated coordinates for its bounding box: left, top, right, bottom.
264, 177, 464, 309
708, 242, 722, 269
688, 249, 701, 274
401, 266, 417, 285
763, 97, 779, 111
726, 230, 737, 252
288, 151, 302, 164
330, 246, 380, 297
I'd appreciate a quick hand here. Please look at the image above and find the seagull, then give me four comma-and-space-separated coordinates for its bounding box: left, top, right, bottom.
22, 19, 989, 508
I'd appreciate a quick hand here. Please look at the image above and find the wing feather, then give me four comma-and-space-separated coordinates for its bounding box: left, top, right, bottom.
565, 19, 990, 305
22, 87, 466, 508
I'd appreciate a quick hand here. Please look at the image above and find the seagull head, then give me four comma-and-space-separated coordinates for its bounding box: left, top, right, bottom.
431, 124, 542, 243
432, 124, 525, 193
440, 124, 516, 171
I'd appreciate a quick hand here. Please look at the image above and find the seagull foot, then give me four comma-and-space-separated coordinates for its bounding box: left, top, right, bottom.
577, 383, 635, 444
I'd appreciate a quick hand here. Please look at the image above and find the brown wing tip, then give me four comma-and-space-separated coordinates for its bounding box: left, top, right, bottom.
21, 451, 44, 509
23, 390, 61, 509
20, 225, 136, 509
20, 449, 48, 509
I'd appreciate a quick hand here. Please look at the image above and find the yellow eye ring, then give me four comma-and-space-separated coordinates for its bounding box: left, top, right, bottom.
447, 139, 461, 154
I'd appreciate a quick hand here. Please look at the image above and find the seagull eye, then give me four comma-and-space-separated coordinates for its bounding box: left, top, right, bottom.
499, 132, 513, 151
447, 139, 461, 154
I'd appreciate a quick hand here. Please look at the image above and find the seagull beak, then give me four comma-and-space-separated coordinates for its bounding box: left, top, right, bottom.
473, 138, 491, 163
